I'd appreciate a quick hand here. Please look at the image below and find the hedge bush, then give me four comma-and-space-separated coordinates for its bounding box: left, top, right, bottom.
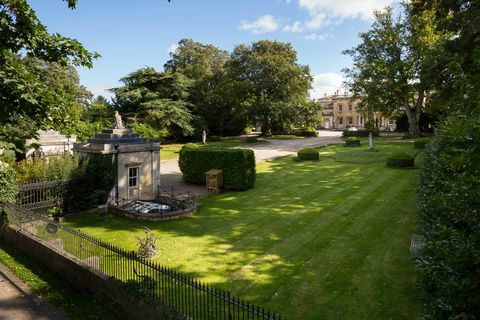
245, 136, 258, 143
345, 137, 361, 147
179, 146, 255, 191
414, 137, 431, 149
417, 113, 480, 319
0, 161, 17, 203
343, 130, 379, 138
386, 151, 414, 168
296, 128, 318, 137
297, 148, 319, 161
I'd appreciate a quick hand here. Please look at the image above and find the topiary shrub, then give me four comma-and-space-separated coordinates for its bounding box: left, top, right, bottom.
386, 151, 414, 168
297, 148, 319, 161
414, 137, 431, 149
245, 136, 258, 143
0, 161, 17, 203
345, 137, 361, 147
297, 128, 318, 137
343, 130, 379, 138
179, 146, 255, 190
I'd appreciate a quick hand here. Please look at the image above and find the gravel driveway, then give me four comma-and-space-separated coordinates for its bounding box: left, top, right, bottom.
160, 130, 342, 196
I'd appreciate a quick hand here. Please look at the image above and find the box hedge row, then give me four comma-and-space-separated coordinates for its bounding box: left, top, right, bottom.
179, 146, 256, 191
345, 137, 361, 147
297, 148, 319, 160
386, 151, 415, 168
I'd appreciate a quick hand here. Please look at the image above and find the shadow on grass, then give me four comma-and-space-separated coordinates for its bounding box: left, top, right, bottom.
66, 143, 422, 319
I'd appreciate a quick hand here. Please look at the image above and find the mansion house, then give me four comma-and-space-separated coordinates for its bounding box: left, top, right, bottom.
317, 93, 396, 131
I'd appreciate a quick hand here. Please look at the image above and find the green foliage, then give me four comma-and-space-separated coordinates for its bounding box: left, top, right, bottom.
131, 123, 168, 139
179, 146, 256, 190
245, 136, 258, 143
297, 148, 319, 161
386, 151, 414, 168
112, 68, 194, 139
46, 206, 63, 218
0, 140, 16, 163
414, 138, 431, 149
343, 130, 378, 138
295, 128, 318, 137
345, 137, 361, 147
0, 0, 98, 153
343, 5, 441, 137
14, 155, 81, 183
416, 113, 480, 319
0, 161, 18, 203
228, 40, 313, 135
63, 154, 114, 212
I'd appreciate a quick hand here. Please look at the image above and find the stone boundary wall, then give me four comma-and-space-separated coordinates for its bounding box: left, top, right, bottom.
0, 225, 175, 320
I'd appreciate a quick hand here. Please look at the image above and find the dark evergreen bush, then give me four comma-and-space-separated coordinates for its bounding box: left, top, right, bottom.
297, 148, 319, 160
417, 114, 480, 319
245, 136, 258, 143
179, 146, 255, 190
414, 137, 431, 149
343, 130, 378, 138
386, 151, 414, 167
345, 137, 361, 146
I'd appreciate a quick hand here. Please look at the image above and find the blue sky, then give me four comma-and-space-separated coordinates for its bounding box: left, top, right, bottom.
30, 0, 396, 99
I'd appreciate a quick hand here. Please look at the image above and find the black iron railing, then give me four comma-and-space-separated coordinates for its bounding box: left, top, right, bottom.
1, 202, 284, 320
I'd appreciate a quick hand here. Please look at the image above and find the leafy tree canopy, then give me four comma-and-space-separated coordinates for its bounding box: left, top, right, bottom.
343, 6, 443, 137
112, 68, 194, 138
0, 0, 98, 154
228, 40, 312, 135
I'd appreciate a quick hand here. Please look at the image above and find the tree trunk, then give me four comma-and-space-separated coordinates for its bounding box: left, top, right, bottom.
403, 90, 424, 137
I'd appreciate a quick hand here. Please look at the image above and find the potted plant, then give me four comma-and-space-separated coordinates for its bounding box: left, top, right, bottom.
46, 206, 64, 223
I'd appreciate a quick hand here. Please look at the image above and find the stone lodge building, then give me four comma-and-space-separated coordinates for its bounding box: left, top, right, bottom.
317, 93, 396, 131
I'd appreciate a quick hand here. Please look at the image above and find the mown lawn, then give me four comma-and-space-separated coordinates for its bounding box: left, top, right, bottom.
66, 142, 422, 319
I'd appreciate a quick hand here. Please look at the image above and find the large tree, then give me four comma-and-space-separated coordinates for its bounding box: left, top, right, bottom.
0, 0, 98, 153
164, 39, 246, 136
343, 6, 441, 137
410, 0, 480, 114
112, 68, 194, 138
228, 40, 312, 135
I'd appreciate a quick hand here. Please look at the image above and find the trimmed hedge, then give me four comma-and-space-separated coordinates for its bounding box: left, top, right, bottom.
297, 148, 319, 161
386, 151, 414, 168
345, 137, 361, 147
179, 146, 255, 191
245, 136, 258, 143
417, 114, 480, 319
343, 130, 379, 138
414, 137, 431, 149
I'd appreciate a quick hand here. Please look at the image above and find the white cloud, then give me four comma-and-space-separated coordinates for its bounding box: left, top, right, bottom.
89, 85, 115, 100
167, 43, 179, 54
239, 15, 279, 34
310, 72, 345, 99
283, 21, 303, 33
304, 32, 333, 41
298, 0, 395, 30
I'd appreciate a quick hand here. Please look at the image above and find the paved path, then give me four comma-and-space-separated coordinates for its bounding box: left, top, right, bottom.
160, 130, 342, 196
0, 262, 69, 320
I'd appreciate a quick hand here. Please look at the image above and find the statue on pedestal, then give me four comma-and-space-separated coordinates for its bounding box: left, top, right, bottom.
114, 111, 124, 129
202, 130, 207, 144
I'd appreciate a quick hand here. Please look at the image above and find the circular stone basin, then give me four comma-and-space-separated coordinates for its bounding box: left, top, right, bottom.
126, 200, 174, 215
110, 197, 197, 221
